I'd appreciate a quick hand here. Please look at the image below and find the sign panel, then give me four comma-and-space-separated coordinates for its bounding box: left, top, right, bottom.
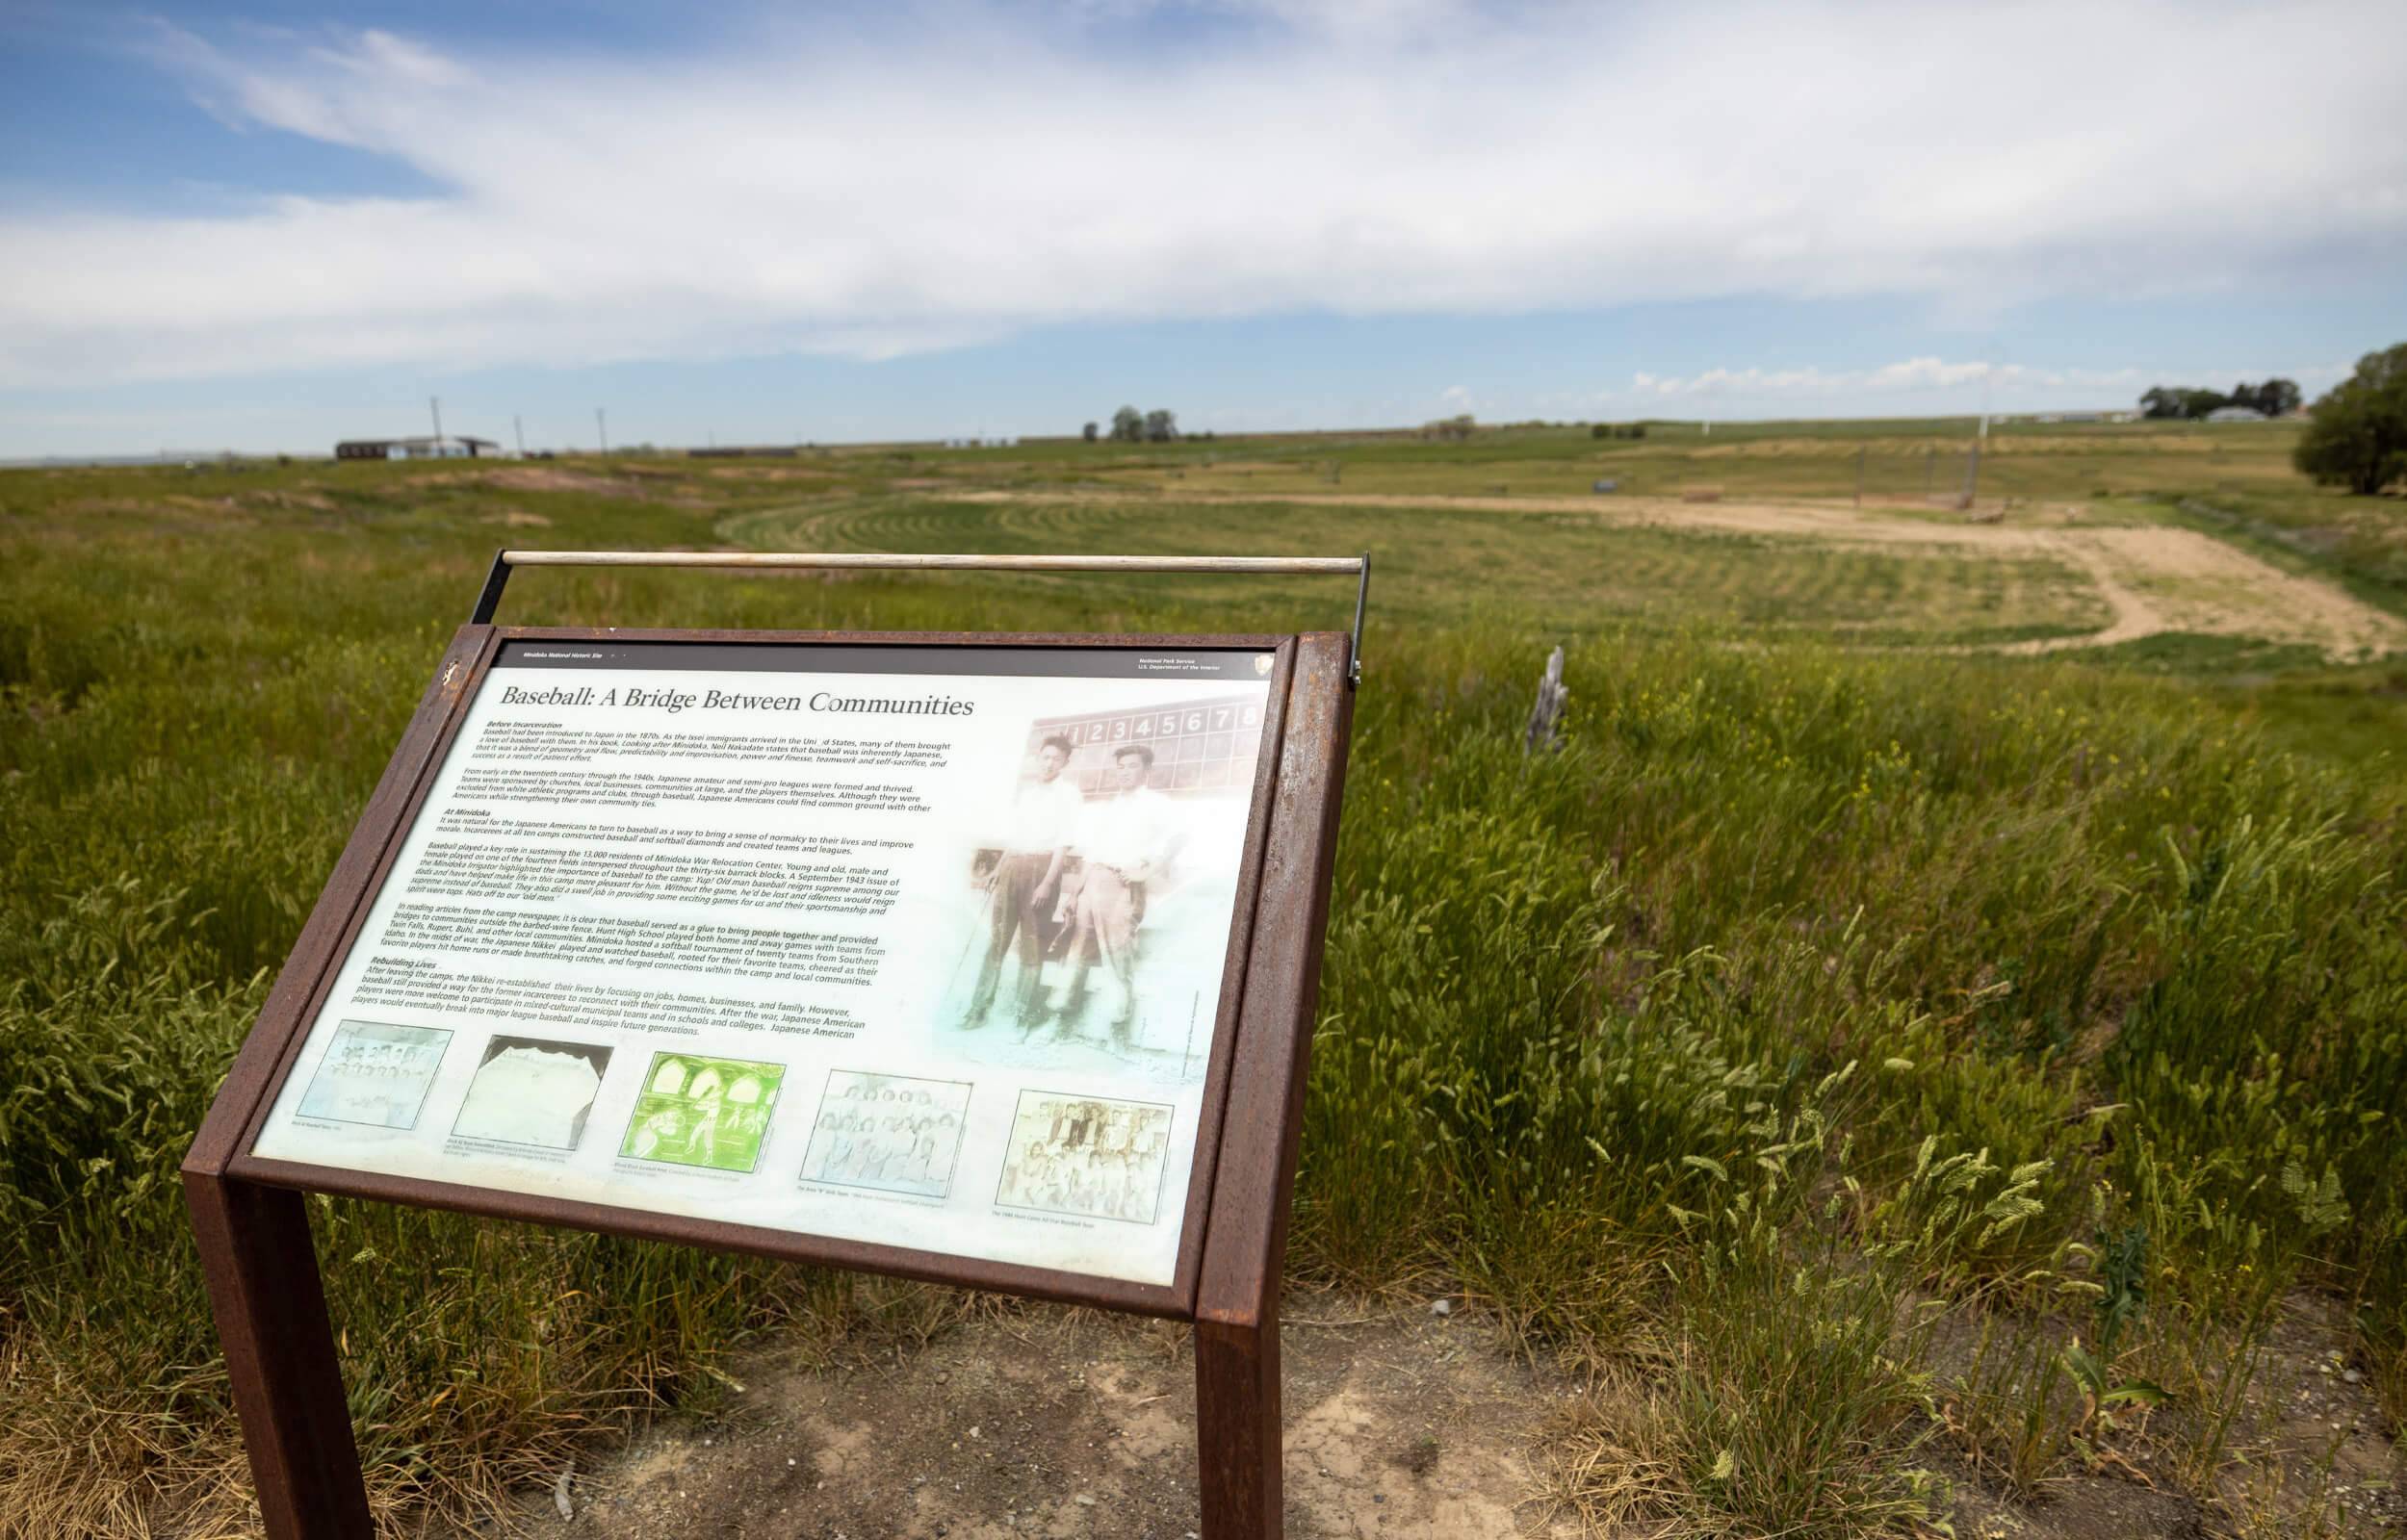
250, 639, 1280, 1287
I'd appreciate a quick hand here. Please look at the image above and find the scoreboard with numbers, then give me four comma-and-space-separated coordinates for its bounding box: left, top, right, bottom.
1027, 693, 1267, 796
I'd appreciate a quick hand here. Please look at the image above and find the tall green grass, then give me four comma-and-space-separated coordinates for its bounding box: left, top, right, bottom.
4, 464, 2404, 1534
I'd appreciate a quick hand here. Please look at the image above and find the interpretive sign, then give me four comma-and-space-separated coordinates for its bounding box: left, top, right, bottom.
186, 554, 1358, 1540
249, 638, 1281, 1288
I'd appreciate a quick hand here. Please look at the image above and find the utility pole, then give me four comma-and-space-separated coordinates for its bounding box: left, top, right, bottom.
1960, 439, 1981, 512
1854, 445, 1865, 508
596, 408, 608, 456
513, 415, 526, 457
430, 397, 443, 441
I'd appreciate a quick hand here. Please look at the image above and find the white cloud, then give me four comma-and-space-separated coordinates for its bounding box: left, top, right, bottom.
1607, 356, 2346, 414
4, 1, 2404, 388
1631, 359, 2118, 399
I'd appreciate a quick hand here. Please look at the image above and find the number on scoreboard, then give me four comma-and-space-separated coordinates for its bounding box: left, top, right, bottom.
1028, 694, 1266, 795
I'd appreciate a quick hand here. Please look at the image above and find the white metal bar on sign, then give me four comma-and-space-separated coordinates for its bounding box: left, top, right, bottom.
474, 549, 1370, 686
500, 551, 1364, 575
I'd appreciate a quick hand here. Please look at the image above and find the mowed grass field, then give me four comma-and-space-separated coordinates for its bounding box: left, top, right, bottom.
5, 417, 2407, 1537
727, 496, 2117, 646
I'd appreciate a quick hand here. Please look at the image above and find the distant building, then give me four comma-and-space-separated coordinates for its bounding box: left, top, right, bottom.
942, 435, 1020, 449
335, 435, 502, 461
2204, 406, 2267, 424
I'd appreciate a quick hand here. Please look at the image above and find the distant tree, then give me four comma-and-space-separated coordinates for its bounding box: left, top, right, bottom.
2227, 377, 2302, 417
2293, 344, 2407, 496
1081, 421, 1099, 442
1143, 409, 1178, 443
1109, 405, 1144, 443
2139, 385, 2234, 420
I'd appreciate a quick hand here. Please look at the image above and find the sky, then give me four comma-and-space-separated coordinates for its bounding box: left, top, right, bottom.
2, 0, 2403, 457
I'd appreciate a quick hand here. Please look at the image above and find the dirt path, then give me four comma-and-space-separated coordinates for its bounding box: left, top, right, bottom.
527, 1294, 1580, 1539
2000, 533, 2166, 652
502, 1289, 2401, 1540
944, 490, 2407, 660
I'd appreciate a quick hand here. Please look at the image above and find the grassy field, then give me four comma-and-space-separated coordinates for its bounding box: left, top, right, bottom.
4, 418, 2406, 1536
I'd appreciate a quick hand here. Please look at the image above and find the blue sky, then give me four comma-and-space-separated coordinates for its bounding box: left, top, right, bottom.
4, 1, 2403, 457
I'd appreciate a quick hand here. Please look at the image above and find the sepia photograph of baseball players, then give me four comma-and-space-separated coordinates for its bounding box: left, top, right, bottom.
933, 688, 1268, 1087
995, 1091, 1174, 1225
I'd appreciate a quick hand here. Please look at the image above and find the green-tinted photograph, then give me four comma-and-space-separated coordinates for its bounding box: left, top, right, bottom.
618, 1053, 785, 1173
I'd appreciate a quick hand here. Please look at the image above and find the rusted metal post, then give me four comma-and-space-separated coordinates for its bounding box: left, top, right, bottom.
1193, 631, 1355, 1538
1197, 1312, 1284, 1535
180, 627, 495, 1539
184, 1173, 372, 1539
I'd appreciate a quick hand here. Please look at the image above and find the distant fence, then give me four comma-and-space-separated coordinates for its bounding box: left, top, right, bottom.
1850, 447, 1982, 510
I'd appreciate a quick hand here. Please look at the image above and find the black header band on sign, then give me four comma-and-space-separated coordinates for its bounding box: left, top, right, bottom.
497, 639, 1275, 681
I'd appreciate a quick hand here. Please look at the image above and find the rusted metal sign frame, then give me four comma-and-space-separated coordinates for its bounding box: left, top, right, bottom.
183, 619, 1354, 1540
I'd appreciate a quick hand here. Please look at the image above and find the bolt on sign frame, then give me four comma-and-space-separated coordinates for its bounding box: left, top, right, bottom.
183, 551, 1364, 1539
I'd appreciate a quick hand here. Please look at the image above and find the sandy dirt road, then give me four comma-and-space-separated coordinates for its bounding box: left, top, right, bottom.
947, 490, 2405, 660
